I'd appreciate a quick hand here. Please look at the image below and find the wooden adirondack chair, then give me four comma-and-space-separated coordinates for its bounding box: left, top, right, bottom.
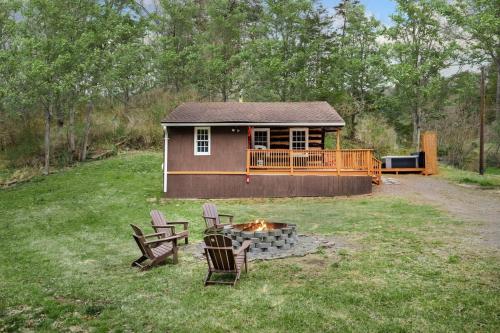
150, 210, 189, 245
202, 203, 233, 233
203, 234, 251, 286
130, 224, 181, 271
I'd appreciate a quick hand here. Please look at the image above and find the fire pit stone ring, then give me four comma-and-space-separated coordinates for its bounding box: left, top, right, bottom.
223, 220, 298, 253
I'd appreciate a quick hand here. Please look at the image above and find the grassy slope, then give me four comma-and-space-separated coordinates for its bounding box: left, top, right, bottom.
0, 152, 498, 332
440, 165, 500, 187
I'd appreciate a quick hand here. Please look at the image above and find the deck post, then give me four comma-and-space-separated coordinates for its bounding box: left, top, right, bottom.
336, 129, 341, 175
336, 129, 341, 150
246, 149, 250, 175
290, 150, 294, 174
336, 150, 341, 175
367, 150, 372, 176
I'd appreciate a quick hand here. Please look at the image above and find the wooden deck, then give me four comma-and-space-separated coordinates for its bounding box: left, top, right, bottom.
246, 149, 382, 184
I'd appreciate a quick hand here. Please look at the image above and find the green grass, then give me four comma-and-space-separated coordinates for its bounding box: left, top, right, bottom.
1, 152, 499, 332
440, 164, 500, 187
486, 167, 500, 175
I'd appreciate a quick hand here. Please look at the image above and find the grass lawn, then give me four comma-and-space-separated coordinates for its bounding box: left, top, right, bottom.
1, 152, 499, 332
440, 164, 500, 187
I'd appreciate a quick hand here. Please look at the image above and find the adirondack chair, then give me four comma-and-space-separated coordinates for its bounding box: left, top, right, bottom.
202, 203, 233, 233
203, 234, 251, 286
130, 224, 181, 271
150, 210, 189, 245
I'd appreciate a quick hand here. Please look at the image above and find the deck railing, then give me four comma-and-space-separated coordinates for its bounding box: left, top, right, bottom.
247, 149, 382, 183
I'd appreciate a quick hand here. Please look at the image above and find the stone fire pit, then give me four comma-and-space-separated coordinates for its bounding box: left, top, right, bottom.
223, 220, 298, 253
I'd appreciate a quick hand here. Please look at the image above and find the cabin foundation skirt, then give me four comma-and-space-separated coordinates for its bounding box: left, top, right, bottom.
165, 174, 372, 198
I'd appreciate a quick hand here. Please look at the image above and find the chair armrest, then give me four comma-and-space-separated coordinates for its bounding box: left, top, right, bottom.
165, 221, 189, 230
145, 234, 182, 245
152, 225, 176, 233
234, 240, 251, 256
144, 232, 169, 238
218, 214, 234, 224
203, 245, 233, 250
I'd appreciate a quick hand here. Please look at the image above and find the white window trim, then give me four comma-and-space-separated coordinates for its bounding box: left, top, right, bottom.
251, 128, 270, 149
194, 126, 211, 156
289, 127, 309, 150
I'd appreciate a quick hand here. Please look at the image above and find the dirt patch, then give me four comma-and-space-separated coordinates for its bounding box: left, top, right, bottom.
375, 175, 500, 250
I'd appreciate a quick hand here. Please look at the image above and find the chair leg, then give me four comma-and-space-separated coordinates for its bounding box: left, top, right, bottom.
204, 271, 212, 286
173, 248, 178, 264
244, 253, 248, 274
232, 273, 239, 287
132, 256, 147, 268
185, 237, 189, 245
140, 260, 154, 271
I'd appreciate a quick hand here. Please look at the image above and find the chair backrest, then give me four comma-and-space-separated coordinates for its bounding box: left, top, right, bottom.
203, 234, 235, 272
150, 210, 173, 237
131, 224, 154, 258
202, 203, 220, 228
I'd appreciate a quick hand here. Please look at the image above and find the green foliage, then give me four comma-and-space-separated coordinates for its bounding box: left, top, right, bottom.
0, 152, 498, 331
440, 164, 500, 187
1, 0, 499, 171
331, 1, 388, 138
355, 114, 398, 156
387, 0, 458, 147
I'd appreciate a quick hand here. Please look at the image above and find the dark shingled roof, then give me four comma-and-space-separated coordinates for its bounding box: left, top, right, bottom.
162, 102, 345, 126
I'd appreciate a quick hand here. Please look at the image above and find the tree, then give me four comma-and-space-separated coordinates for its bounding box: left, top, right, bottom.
106, 9, 152, 115
153, 0, 200, 92
445, 0, 500, 123
387, 0, 457, 148
197, 0, 247, 101
331, 1, 387, 138
14, 0, 87, 174
75, 0, 145, 161
244, 0, 327, 101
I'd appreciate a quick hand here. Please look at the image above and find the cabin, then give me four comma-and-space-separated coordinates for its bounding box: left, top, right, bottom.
161, 102, 381, 198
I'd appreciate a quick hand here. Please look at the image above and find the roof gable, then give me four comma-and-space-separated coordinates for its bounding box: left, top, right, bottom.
162, 102, 345, 126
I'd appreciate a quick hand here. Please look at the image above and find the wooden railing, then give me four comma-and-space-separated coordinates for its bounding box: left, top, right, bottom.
247, 149, 381, 183
371, 157, 382, 184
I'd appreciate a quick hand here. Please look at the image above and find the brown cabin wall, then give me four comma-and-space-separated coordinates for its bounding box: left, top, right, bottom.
165, 174, 372, 198
167, 126, 247, 172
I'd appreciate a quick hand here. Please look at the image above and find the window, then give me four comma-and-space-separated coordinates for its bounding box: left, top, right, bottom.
290, 128, 308, 150
252, 128, 270, 149
194, 127, 210, 155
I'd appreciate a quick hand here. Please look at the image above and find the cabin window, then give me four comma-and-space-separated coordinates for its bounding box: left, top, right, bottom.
194, 127, 210, 155
252, 128, 270, 149
290, 128, 309, 150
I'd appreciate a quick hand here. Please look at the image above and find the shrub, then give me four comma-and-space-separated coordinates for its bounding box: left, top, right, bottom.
355, 114, 398, 156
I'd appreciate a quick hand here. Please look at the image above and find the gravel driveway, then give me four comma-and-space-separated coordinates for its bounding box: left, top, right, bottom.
375, 175, 500, 250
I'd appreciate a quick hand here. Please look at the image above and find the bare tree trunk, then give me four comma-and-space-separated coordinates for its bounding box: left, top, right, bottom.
412, 104, 422, 151
222, 84, 228, 102
123, 87, 129, 115
496, 63, 500, 123
43, 105, 52, 175
80, 100, 93, 161
68, 105, 76, 159
350, 113, 357, 139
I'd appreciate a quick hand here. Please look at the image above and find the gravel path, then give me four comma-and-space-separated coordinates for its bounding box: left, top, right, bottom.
375, 175, 500, 250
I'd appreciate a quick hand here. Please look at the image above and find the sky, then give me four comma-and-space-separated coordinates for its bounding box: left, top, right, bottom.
322, 0, 397, 25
